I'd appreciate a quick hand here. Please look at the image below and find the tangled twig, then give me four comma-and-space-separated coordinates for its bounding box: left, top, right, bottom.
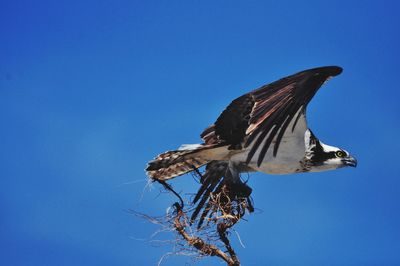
140, 164, 254, 265
173, 203, 239, 266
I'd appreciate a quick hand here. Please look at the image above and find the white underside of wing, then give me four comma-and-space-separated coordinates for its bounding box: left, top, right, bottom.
231, 110, 308, 174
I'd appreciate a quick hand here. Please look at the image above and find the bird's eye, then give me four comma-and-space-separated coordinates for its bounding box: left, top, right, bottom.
336, 151, 346, 158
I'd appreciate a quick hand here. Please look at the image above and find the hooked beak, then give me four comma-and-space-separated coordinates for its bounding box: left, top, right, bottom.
342, 156, 357, 167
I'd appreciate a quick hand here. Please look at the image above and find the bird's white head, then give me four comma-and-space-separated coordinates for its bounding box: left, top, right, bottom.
304, 129, 357, 172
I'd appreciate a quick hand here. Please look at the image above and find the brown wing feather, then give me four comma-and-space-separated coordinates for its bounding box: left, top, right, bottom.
200, 66, 343, 166
200, 94, 255, 146
245, 66, 342, 165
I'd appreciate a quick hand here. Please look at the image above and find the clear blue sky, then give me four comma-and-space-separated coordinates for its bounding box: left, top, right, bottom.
1, 1, 399, 265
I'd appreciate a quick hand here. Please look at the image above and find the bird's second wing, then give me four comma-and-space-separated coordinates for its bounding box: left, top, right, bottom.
200, 94, 255, 147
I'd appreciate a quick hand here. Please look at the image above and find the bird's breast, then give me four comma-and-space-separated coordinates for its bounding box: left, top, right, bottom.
231, 118, 308, 175
231, 140, 305, 174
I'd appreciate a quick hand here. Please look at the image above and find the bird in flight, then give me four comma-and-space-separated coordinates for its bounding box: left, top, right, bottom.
146, 66, 357, 221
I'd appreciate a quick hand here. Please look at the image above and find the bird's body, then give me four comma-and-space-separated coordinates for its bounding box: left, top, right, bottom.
234, 111, 307, 175
147, 66, 356, 182
179, 112, 307, 176
146, 66, 356, 223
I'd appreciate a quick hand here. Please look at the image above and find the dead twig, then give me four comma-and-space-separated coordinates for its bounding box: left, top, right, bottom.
139, 168, 254, 265
173, 203, 238, 266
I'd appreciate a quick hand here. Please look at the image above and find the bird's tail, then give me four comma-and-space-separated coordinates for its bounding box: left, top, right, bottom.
146, 144, 212, 181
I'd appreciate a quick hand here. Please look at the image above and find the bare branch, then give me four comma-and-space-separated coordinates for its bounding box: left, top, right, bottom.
137, 172, 254, 265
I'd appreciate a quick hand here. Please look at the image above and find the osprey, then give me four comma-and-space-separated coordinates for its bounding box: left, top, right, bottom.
146, 66, 357, 212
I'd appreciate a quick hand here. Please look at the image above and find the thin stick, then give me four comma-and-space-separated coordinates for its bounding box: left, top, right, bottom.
173, 205, 239, 266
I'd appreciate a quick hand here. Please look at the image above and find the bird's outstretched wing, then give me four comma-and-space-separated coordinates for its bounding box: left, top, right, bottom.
201, 66, 343, 166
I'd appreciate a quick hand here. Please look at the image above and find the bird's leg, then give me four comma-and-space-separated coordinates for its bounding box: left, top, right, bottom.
225, 161, 252, 198
226, 160, 240, 184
